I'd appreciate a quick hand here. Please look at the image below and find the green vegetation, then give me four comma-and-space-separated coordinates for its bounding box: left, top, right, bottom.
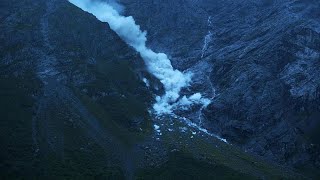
0, 73, 296, 179
0, 74, 41, 178
136, 151, 256, 180
74, 86, 152, 146
159, 119, 300, 179
71, 57, 154, 146
33, 105, 126, 180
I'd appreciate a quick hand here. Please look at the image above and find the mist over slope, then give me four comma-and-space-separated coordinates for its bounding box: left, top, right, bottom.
69, 0, 211, 114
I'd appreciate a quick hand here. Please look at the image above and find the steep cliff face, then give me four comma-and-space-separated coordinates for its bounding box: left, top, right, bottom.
119, 0, 320, 172
206, 1, 320, 171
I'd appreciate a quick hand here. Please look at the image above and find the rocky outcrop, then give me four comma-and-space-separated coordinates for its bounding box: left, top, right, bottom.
203, 0, 320, 170
120, 0, 320, 172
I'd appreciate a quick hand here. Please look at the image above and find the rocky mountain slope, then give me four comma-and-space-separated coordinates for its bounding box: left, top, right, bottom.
1, 0, 154, 178
120, 0, 320, 174
0, 0, 319, 179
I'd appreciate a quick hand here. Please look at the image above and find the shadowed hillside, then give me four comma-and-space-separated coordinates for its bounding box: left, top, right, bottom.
0, 0, 319, 179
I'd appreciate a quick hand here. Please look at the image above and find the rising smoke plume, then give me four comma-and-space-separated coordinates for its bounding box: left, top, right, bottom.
68, 0, 210, 114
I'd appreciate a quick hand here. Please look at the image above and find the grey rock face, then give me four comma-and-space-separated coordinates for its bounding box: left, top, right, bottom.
119, 0, 320, 171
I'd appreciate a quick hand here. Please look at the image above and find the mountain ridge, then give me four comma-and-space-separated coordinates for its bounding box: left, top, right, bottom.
0, 0, 319, 179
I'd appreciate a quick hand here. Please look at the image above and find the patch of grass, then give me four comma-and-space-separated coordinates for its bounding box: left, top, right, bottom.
136, 151, 256, 180
70, 58, 153, 146
35, 107, 125, 180
0, 73, 41, 178
160, 119, 300, 179
73, 86, 152, 146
